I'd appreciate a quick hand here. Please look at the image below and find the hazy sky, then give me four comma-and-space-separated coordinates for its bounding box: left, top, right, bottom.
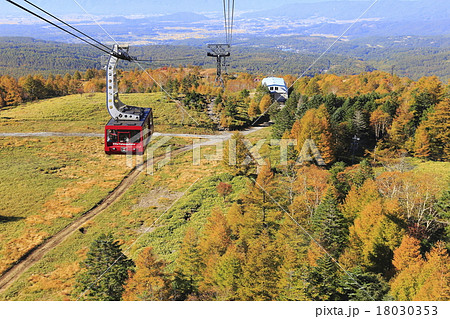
2, 0, 396, 17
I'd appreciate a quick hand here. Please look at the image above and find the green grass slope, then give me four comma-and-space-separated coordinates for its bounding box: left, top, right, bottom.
0, 92, 214, 134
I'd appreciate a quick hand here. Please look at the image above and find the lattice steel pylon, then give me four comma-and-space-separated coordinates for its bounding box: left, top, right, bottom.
208, 0, 234, 87
207, 43, 230, 87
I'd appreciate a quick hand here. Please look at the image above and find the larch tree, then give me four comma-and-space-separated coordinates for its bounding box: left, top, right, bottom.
275, 240, 306, 301
173, 228, 203, 300
423, 99, 450, 160
392, 235, 423, 272
413, 242, 450, 301
199, 208, 232, 258
413, 124, 431, 158
304, 77, 321, 96
209, 245, 243, 300
223, 132, 256, 176
259, 94, 272, 114
238, 229, 282, 300
244, 162, 278, 227
226, 202, 244, 240
0, 88, 4, 108
248, 98, 260, 118
0, 75, 22, 106
291, 105, 335, 165
346, 198, 391, 272
387, 103, 414, 150
341, 179, 380, 222
391, 227, 447, 301
197, 208, 233, 297
389, 260, 424, 301
415, 76, 443, 104
122, 247, 169, 301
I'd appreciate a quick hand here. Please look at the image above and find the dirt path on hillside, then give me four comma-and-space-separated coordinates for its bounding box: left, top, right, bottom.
0, 130, 260, 139
0, 145, 192, 294
0, 126, 265, 295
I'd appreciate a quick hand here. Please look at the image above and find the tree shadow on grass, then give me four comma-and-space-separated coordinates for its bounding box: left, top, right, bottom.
0, 215, 24, 223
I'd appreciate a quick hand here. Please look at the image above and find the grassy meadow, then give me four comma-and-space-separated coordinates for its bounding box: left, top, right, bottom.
0, 136, 130, 274
0, 91, 211, 299
0, 128, 269, 300
0, 92, 215, 134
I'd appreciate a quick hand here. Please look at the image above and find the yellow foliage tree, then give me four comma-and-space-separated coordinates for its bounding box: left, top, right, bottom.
248, 98, 260, 117
123, 247, 169, 301
423, 99, 450, 160
392, 235, 422, 272
391, 241, 450, 301
237, 230, 282, 300
413, 242, 450, 301
387, 103, 414, 149
341, 179, 380, 221
413, 124, 431, 158
390, 260, 424, 301
370, 108, 391, 140
291, 105, 335, 164
259, 94, 272, 114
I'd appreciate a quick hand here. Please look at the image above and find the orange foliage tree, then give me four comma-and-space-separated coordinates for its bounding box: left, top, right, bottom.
370, 107, 391, 140
290, 105, 335, 164
392, 235, 422, 272
123, 247, 170, 300
422, 99, 450, 160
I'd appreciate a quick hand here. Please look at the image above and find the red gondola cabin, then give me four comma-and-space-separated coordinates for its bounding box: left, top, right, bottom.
104, 108, 153, 155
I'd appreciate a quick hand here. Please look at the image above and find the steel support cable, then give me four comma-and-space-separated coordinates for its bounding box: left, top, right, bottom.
227, 0, 231, 43
230, 0, 235, 44
5, 0, 112, 56
22, 0, 111, 53
9, 0, 159, 63
223, 0, 228, 43
221, 0, 234, 45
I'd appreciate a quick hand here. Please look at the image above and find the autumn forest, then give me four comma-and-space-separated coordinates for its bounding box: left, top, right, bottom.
0, 65, 449, 301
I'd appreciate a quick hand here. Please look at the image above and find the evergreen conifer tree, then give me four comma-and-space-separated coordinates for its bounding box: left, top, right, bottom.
305, 255, 344, 301
74, 233, 135, 301
313, 188, 349, 258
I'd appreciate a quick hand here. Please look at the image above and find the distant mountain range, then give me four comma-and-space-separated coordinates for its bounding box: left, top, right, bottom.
244, 0, 449, 21
0, 0, 448, 43
241, 0, 450, 37
1, 0, 312, 16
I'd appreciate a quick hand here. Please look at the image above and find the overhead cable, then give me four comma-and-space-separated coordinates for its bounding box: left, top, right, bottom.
23, 0, 111, 53
6, 0, 112, 56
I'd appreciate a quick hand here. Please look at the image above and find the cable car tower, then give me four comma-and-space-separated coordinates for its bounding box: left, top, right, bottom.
207, 44, 230, 87
207, 0, 235, 86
